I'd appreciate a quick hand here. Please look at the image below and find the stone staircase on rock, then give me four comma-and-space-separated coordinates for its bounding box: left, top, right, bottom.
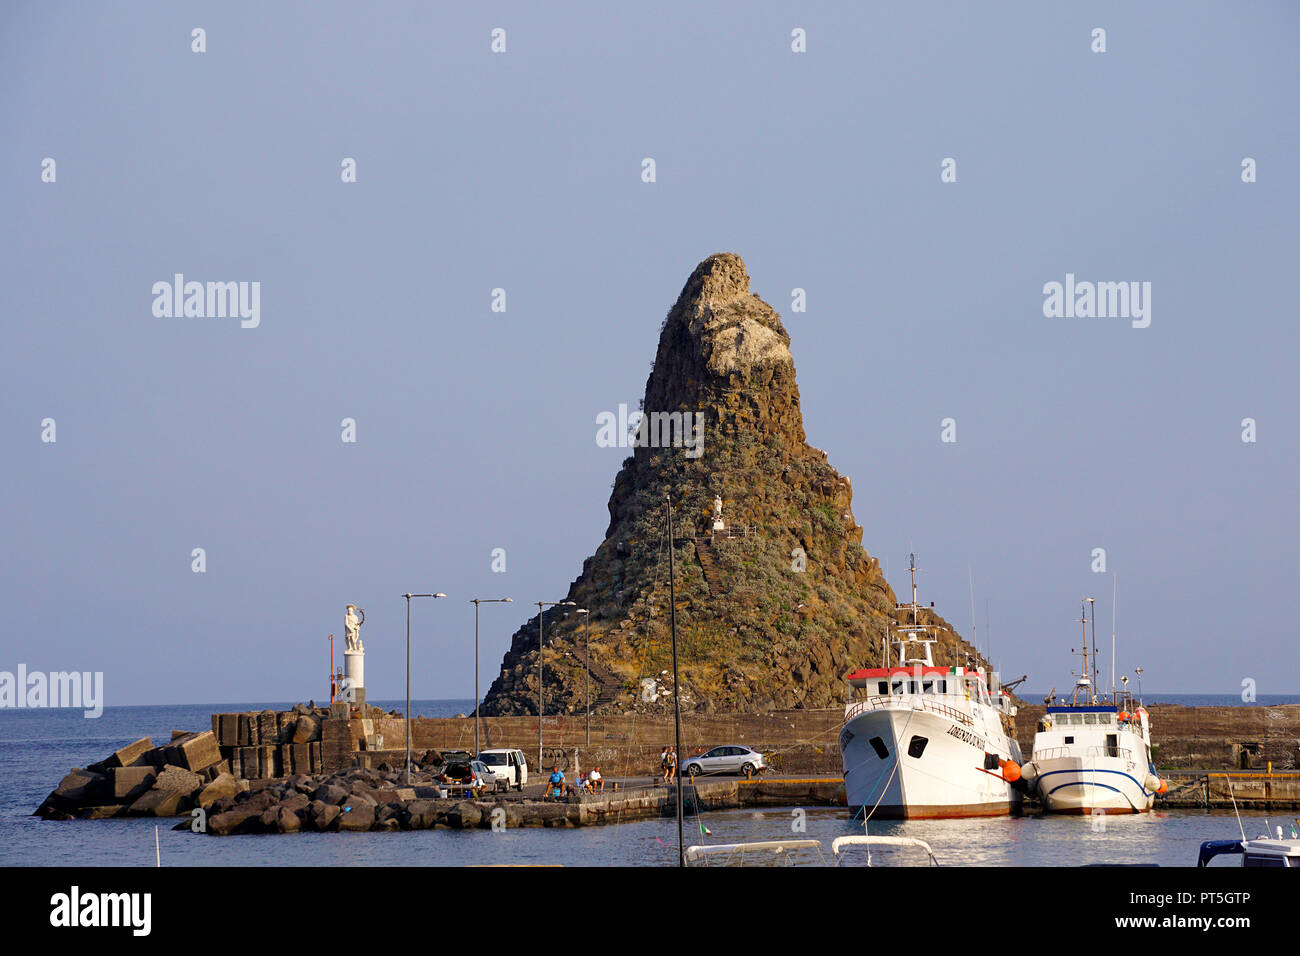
694, 538, 723, 595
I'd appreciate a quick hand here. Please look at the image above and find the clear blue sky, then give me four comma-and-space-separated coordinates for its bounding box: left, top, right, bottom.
2, 2, 1296, 706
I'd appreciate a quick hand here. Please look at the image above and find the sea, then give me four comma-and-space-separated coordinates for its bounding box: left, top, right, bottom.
3, 695, 1296, 868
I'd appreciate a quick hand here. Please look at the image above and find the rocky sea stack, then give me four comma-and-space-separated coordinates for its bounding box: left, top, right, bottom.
481, 253, 985, 715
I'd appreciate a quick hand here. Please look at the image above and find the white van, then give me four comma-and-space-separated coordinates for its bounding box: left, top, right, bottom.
478, 749, 528, 790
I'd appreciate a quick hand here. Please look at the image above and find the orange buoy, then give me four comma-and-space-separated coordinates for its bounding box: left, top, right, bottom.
1118, 711, 1129, 722
1157, 778, 1167, 794
1000, 760, 1021, 782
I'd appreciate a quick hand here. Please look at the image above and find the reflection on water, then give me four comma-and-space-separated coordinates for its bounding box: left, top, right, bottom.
4, 804, 1278, 868
1, 703, 1284, 867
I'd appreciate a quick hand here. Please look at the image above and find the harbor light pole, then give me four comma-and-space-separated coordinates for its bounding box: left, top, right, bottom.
471, 597, 513, 757
403, 592, 446, 785
536, 599, 576, 770
576, 608, 590, 747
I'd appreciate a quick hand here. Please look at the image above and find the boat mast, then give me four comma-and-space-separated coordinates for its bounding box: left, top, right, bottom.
1111, 573, 1117, 702
665, 494, 684, 867
1074, 600, 1094, 705
1087, 597, 1098, 697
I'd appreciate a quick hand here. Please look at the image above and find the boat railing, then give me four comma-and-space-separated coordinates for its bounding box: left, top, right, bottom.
1032, 745, 1133, 762
845, 695, 974, 728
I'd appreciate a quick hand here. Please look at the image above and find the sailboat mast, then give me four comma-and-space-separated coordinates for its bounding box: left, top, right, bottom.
665, 494, 684, 867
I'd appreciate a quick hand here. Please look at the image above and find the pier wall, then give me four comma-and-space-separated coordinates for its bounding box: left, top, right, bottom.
207, 703, 1300, 781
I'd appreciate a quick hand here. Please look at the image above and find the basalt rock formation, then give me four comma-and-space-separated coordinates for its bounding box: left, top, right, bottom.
480, 253, 987, 715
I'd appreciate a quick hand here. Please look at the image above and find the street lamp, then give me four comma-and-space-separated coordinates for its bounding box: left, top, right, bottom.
403, 591, 446, 785
1135, 666, 1143, 705
536, 599, 576, 770
471, 597, 513, 757
576, 608, 590, 747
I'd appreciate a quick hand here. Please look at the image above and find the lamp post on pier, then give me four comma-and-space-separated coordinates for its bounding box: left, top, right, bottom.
403, 591, 446, 785
471, 597, 513, 757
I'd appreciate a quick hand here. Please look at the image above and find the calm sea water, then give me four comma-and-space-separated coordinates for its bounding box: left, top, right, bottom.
3, 696, 1295, 867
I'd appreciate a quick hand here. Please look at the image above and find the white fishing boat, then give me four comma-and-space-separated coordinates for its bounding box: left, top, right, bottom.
1020, 600, 1165, 814
840, 555, 1024, 819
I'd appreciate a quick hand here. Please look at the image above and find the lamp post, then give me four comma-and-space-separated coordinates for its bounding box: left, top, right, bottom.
536, 599, 576, 770
471, 597, 513, 757
576, 608, 590, 748
403, 591, 446, 785
1135, 666, 1143, 705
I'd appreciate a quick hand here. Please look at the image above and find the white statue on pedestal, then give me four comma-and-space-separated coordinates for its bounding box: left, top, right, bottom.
713, 494, 726, 532
345, 604, 365, 651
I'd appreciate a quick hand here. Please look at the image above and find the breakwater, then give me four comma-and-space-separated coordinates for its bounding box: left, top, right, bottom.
33, 703, 1300, 825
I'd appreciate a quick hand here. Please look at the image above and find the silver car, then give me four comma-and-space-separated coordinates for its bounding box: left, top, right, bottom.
682, 745, 767, 779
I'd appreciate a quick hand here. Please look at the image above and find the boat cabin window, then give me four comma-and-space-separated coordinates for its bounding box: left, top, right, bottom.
908, 680, 918, 694
922, 679, 934, 694
1084, 713, 1097, 725
877, 681, 888, 695
1064, 736, 1075, 744
891, 679, 904, 695
937, 680, 947, 694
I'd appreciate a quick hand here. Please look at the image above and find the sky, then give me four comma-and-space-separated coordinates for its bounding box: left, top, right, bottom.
1, 2, 1296, 707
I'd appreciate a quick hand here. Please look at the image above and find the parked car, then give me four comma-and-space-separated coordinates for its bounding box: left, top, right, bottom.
478, 748, 529, 790
682, 745, 768, 779
440, 758, 506, 794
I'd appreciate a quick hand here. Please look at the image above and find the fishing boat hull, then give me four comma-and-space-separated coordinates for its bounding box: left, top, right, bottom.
841, 705, 1023, 819
1029, 755, 1156, 814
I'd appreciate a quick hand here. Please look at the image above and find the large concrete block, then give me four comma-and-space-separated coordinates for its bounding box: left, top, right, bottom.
238, 713, 256, 746
106, 737, 153, 769
276, 711, 295, 743
258, 745, 280, 779
129, 787, 188, 817
218, 714, 239, 746
154, 765, 203, 796
197, 772, 241, 809
112, 766, 157, 801
239, 747, 259, 777
292, 744, 310, 774
257, 711, 277, 743
166, 730, 222, 772
49, 768, 111, 806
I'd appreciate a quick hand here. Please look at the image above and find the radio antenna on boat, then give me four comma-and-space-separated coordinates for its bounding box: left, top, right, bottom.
968, 566, 978, 660
1111, 573, 1117, 702
1087, 598, 1098, 696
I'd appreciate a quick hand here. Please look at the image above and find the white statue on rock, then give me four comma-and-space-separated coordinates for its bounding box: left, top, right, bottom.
345, 604, 365, 651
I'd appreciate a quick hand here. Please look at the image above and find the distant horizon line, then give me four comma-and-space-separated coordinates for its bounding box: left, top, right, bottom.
3, 692, 1297, 712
